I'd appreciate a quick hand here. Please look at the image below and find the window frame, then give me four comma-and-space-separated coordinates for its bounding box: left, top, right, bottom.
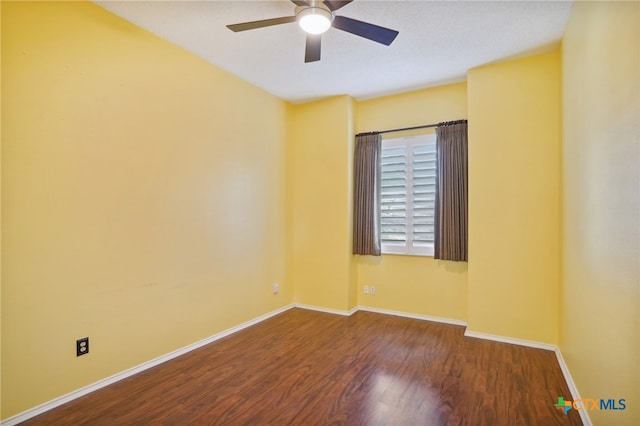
380, 133, 436, 257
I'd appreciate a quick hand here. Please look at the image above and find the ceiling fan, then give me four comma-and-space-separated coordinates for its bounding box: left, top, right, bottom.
226, 0, 399, 63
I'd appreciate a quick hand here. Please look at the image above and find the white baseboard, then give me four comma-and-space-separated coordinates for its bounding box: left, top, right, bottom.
554, 348, 592, 426
356, 306, 467, 327
463, 329, 557, 351
293, 304, 467, 327
0, 304, 295, 426
293, 303, 357, 316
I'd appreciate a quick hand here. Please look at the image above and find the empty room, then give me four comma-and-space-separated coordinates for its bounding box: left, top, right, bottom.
1, 1, 638, 425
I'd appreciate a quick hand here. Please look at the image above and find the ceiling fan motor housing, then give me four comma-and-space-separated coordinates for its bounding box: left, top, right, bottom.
296, 2, 334, 34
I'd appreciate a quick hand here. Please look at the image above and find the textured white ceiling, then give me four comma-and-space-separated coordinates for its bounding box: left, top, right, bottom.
94, 0, 573, 103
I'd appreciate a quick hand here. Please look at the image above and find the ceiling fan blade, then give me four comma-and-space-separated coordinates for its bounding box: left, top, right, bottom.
290, 0, 309, 5
323, 1, 353, 12
227, 16, 297, 32
305, 34, 321, 63
332, 15, 399, 46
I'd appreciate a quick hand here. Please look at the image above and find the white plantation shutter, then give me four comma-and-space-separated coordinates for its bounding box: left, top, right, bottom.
411, 141, 436, 248
381, 134, 436, 255
381, 144, 407, 246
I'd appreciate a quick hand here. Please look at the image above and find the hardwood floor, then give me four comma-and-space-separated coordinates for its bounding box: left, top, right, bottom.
23, 308, 582, 425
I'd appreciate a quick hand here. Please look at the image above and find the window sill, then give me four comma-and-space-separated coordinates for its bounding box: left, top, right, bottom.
381, 244, 434, 257
381, 252, 434, 258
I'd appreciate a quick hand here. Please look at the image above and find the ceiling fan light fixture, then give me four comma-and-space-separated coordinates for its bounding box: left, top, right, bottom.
227, 0, 399, 63
298, 7, 333, 34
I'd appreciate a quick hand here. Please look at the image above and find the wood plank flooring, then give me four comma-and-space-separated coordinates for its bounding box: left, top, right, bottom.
23, 308, 583, 425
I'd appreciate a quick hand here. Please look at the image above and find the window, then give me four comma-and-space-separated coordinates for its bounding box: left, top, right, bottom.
380, 134, 436, 256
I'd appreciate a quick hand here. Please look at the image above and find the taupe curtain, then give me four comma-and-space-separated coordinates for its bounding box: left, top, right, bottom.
353, 133, 382, 256
434, 122, 468, 261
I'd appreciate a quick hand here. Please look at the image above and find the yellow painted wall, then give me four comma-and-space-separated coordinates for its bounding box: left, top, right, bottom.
561, 1, 639, 424
346, 97, 358, 311
287, 96, 356, 311
4, 0, 635, 422
355, 83, 468, 321
356, 83, 467, 134
1, 1, 290, 419
467, 51, 562, 344
0, 1, 3, 410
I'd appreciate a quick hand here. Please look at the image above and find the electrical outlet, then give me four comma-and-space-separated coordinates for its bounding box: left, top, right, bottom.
76, 337, 89, 357
364, 285, 369, 294
273, 283, 280, 294
370, 286, 376, 295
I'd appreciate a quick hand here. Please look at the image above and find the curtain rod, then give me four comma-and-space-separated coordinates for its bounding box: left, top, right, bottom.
356, 119, 467, 137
